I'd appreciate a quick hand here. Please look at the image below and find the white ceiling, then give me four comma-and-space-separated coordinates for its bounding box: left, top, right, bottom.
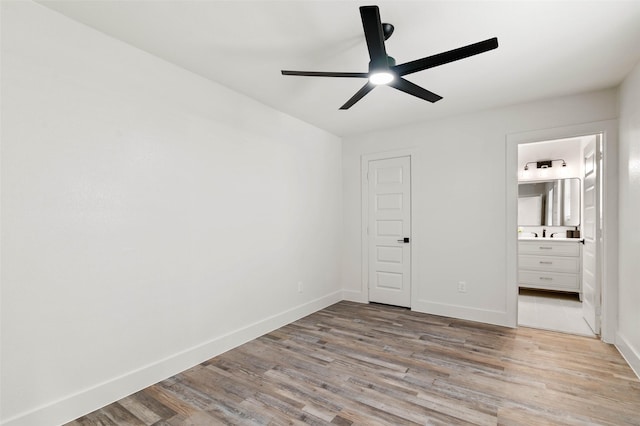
37, 1, 640, 137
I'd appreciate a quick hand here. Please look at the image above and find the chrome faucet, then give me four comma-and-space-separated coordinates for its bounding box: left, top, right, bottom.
550, 232, 562, 238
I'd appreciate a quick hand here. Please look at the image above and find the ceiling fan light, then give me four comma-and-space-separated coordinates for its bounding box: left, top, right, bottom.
369, 71, 394, 85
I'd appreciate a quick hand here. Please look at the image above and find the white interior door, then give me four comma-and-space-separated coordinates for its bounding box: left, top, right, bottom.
368, 156, 411, 307
582, 137, 601, 334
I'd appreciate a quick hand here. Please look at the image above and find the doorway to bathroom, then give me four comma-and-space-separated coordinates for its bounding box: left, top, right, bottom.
506, 120, 618, 343
517, 135, 600, 337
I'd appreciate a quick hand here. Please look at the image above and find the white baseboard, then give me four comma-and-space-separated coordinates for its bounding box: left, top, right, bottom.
341, 289, 367, 303
2, 291, 343, 426
341, 294, 512, 329
411, 299, 512, 328
615, 331, 640, 380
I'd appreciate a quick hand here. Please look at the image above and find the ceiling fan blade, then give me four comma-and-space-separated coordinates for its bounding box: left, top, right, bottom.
389, 78, 442, 103
282, 70, 369, 78
359, 6, 388, 70
393, 37, 498, 76
340, 82, 375, 110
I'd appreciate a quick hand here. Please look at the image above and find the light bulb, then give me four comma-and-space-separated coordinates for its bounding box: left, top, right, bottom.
369, 72, 394, 85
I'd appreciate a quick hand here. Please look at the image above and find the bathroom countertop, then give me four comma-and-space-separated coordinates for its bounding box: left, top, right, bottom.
518, 236, 582, 242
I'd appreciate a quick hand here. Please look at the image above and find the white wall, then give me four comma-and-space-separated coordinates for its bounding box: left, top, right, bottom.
0, 2, 342, 425
342, 89, 617, 326
616, 59, 640, 376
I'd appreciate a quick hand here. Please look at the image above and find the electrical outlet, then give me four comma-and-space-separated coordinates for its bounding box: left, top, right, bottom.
458, 281, 467, 293
298, 281, 303, 293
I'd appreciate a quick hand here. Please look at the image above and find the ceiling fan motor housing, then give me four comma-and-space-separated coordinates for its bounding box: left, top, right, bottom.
369, 56, 396, 73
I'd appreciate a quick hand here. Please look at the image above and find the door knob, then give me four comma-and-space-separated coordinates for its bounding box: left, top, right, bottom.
397, 237, 410, 243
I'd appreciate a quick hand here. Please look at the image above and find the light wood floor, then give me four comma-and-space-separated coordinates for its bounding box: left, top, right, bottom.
67, 301, 640, 425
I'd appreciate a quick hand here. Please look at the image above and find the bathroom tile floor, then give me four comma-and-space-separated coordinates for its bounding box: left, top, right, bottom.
518, 288, 596, 337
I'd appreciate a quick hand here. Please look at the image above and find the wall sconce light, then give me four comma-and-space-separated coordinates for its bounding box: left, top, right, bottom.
523, 159, 567, 171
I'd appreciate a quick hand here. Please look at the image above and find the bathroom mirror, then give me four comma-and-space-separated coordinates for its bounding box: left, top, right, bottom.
518, 178, 580, 226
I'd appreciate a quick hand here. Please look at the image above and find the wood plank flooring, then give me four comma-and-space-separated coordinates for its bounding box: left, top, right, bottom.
67, 301, 640, 425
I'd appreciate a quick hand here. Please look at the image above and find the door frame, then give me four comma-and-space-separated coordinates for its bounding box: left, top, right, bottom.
506, 120, 618, 342
361, 148, 418, 306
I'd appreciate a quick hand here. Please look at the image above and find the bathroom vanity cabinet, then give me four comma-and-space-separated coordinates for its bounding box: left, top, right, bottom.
518, 239, 582, 299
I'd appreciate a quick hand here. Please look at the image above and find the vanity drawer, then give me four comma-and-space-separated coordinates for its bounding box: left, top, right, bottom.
518, 255, 580, 273
518, 241, 580, 257
518, 271, 580, 291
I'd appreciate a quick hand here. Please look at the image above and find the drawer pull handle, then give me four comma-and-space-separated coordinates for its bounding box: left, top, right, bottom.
539, 246, 553, 250
539, 261, 553, 264
539, 277, 553, 281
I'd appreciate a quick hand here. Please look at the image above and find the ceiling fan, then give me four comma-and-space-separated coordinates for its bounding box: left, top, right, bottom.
281, 5, 498, 110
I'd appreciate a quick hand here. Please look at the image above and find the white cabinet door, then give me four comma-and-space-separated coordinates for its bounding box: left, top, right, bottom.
368, 156, 411, 307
